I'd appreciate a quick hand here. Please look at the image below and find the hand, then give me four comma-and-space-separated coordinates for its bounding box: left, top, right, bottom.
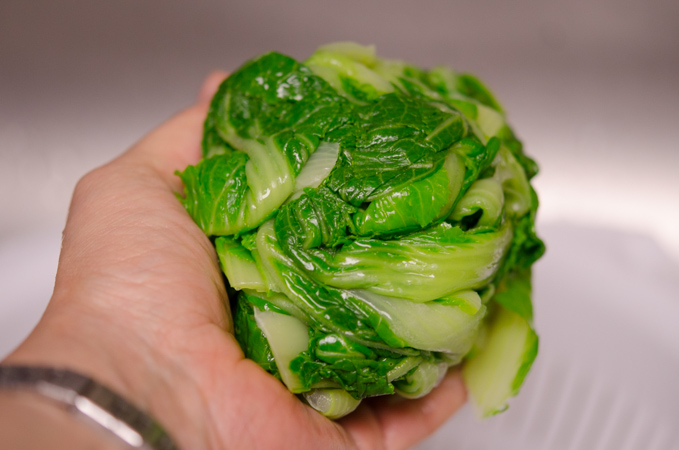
3, 72, 467, 450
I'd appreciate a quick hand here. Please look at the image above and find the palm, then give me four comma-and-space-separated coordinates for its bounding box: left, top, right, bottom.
94, 105, 361, 448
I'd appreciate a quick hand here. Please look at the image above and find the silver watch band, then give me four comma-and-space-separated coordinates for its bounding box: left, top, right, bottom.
0, 365, 178, 450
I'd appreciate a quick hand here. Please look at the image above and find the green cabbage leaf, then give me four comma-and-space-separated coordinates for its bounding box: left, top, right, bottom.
177, 42, 544, 419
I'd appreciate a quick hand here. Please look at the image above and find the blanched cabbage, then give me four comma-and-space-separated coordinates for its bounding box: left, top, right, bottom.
178, 42, 544, 419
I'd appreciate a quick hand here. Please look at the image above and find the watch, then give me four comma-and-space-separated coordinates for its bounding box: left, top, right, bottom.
0, 365, 178, 450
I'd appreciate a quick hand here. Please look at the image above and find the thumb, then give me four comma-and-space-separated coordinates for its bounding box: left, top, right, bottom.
197, 70, 229, 105
119, 70, 228, 191
119, 105, 207, 192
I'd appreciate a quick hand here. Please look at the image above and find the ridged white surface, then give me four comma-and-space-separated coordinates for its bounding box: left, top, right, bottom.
417, 224, 679, 450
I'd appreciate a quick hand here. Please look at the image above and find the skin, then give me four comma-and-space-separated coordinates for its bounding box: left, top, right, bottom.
2, 72, 466, 450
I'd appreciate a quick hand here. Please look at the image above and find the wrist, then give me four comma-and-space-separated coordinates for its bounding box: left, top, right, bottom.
4, 302, 210, 450
0, 389, 126, 450
0, 366, 177, 449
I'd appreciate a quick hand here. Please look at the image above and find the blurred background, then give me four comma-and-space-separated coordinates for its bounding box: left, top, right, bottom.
1, 0, 678, 448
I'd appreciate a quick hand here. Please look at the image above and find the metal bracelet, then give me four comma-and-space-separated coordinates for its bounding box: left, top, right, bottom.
0, 365, 177, 450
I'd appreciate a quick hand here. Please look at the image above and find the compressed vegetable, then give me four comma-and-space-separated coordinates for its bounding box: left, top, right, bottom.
177, 42, 545, 419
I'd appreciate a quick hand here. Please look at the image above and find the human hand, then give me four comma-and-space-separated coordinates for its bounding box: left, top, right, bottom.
4, 72, 467, 450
